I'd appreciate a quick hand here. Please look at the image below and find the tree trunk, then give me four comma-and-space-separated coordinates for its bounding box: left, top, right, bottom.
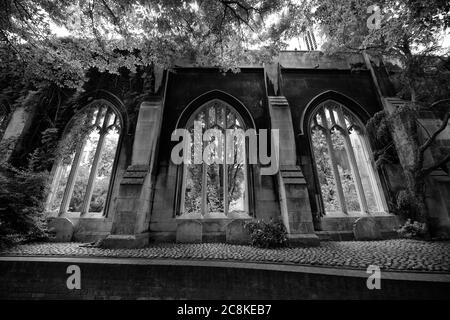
386, 104, 431, 229
403, 169, 427, 222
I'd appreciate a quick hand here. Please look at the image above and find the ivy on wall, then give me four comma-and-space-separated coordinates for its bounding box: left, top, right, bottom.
0, 62, 149, 247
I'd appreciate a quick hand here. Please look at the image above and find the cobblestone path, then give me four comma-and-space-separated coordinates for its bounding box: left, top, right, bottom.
1, 239, 449, 272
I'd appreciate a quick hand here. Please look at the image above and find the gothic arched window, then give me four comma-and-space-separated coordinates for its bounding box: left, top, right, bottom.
179, 99, 249, 218
309, 100, 387, 215
47, 101, 122, 216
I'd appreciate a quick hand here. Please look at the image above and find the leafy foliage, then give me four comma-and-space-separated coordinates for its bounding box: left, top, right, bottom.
0, 0, 291, 90
292, 0, 450, 108
394, 189, 422, 221
366, 110, 399, 168
290, 0, 449, 226
0, 164, 49, 248
244, 219, 288, 248
48, 104, 120, 214
184, 163, 246, 214
396, 219, 427, 239
311, 128, 360, 213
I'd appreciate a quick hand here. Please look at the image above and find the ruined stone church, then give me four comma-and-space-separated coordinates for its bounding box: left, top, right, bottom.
1, 51, 449, 247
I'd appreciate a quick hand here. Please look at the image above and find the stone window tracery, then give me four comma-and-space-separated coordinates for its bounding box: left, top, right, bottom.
309, 100, 387, 215
47, 101, 121, 216
179, 99, 249, 218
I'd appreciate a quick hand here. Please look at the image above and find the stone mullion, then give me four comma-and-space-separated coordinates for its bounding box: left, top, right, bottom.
223, 107, 228, 215
359, 130, 389, 212
328, 106, 338, 128
59, 107, 102, 215
80, 111, 112, 215
180, 127, 196, 215
243, 139, 249, 214
201, 111, 208, 215
336, 107, 369, 213
319, 108, 347, 214
180, 165, 187, 214
46, 162, 63, 212
59, 140, 87, 215
362, 136, 384, 211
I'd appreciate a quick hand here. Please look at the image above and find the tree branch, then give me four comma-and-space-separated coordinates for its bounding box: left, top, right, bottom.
419, 111, 449, 154
430, 98, 450, 109
375, 141, 394, 156
219, 0, 263, 40
100, 0, 119, 24
421, 154, 450, 177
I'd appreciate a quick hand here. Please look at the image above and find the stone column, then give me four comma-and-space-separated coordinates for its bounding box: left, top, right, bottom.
102, 98, 164, 248
0, 93, 37, 163
267, 96, 319, 246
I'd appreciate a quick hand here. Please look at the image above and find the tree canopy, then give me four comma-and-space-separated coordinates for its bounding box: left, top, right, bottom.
1, 0, 295, 89
292, 0, 449, 225
301, 0, 449, 104
1, 0, 448, 95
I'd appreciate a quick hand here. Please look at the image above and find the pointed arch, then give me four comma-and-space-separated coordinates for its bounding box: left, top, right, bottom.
305, 96, 388, 216
75, 89, 129, 134
299, 90, 371, 135
174, 93, 255, 218
47, 96, 125, 217
175, 90, 256, 130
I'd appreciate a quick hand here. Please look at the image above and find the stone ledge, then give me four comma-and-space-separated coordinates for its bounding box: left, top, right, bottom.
321, 214, 400, 233
287, 233, 320, 247
126, 164, 150, 172
280, 166, 307, 184
316, 231, 354, 241
120, 165, 149, 185
268, 96, 289, 108
100, 232, 150, 248
284, 177, 306, 184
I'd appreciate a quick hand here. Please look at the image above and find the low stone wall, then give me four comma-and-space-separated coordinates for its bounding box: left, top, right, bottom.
319, 214, 400, 240
1, 257, 449, 300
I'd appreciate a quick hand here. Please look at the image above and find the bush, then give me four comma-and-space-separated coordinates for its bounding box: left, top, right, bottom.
395, 190, 421, 221
244, 219, 288, 248
396, 219, 427, 239
0, 164, 50, 249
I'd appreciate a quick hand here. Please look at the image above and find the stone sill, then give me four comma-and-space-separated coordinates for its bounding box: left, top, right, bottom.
322, 211, 393, 219
52, 212, 109, 220
177, 212, 253, 221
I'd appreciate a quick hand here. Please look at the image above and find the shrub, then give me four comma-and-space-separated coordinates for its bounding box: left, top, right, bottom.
395, 190, 421, 221
396, 219, 427, 239
244, 219, 288, 248
0, 164, 49, 249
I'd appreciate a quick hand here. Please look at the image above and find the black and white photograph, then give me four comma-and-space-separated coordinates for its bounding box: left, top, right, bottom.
0, 0, 449, 307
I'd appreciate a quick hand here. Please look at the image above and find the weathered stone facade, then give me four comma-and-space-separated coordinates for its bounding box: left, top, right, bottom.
2, 51, 449, 247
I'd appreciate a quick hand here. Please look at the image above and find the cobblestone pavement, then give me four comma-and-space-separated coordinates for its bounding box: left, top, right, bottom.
1, 239, 449, 272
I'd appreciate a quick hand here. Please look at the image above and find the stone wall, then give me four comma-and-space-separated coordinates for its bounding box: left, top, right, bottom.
418, 110, 450, 236
149, 68, 281, 241
282, 69, 390, 224
1, 258, 449, 299
4, 51, 448, 244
